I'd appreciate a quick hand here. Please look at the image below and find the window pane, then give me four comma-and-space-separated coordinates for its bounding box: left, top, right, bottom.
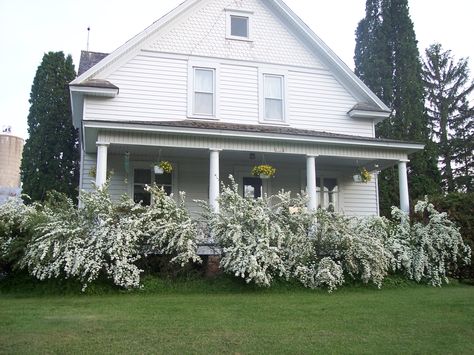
265, 98, 283, 120
264, 75, 282, 99
231, 16, 248, 37
195, 69, 214, 92
134, 169, 150, 184
134, 186, 151, 206
155, 172, 172, 185
195, 92, 214, 115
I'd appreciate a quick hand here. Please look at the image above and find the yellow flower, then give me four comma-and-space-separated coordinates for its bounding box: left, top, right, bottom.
360, 167, 371, 183
252, 165, 276, 177
158, 161, 173, 173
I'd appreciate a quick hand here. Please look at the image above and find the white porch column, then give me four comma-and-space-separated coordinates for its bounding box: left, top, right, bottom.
209, 149, 221, 213
96, 142, 109, 188
398, 160, 410, 213
306, 155, 317, 211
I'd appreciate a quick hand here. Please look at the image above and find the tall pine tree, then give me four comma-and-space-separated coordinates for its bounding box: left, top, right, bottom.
21, 52, 79, 202
422, 43, 474, 192
355, 0, 441, 216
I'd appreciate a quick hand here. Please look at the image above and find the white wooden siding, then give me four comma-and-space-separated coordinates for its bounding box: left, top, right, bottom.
81, 153, 128, 201
85, 55, 188, 122
340, 176, 378, 216
219, 64, 259, 124
288, 70, 372, 137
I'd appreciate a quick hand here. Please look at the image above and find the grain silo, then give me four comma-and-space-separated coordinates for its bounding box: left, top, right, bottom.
0, 130, 24, 203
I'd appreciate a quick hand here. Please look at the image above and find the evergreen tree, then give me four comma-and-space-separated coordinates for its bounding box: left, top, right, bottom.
354, 0, 441, 216
422, 43, 474, 192
452, 100, 474, 191
21, 52, 79, 203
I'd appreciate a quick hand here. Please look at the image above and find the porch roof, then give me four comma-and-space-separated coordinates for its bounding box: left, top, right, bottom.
112, 119, 421, 146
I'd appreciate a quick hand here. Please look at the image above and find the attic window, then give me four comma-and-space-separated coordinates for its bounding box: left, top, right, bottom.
226, 9, 253, 41
231, 15, 248, 38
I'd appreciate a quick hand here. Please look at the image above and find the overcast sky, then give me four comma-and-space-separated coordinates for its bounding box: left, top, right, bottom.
1, 0, 473, 139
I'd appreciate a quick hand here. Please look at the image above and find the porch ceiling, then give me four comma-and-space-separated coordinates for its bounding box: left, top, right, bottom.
107, 144, 397, 173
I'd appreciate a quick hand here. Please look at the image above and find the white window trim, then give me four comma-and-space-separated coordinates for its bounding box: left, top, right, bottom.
258, 68, 289, 125
129, 161, 179, 203
187, 60, 220, 120
225, 9, 253, 42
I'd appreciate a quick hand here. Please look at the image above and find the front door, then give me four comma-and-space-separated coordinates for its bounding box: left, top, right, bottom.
243, 177, 262, 198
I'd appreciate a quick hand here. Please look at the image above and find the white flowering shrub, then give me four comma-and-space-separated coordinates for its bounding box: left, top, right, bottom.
205, 178, 288, 286
387, 198, 471, 286
314, 210, 391, 288
142, 185, 201, 266
19, 184, 201, 290
21, 189, 144, 290
295, 257, 344, 292
205, 177, 389, 290
0, 198, 34, 270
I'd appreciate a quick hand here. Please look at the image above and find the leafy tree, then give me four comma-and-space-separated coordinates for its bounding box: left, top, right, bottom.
355, 0, 441, 216
422, 43, 474, 192
21, 52, 79, 203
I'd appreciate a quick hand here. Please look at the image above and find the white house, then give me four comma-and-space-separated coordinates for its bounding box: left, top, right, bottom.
69, 0, 422, 216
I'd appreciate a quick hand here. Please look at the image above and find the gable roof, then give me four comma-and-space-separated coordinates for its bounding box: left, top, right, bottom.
70, 0, 390, 113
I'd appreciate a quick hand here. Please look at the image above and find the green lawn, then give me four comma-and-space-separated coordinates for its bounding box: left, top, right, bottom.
1, 283, 473, 354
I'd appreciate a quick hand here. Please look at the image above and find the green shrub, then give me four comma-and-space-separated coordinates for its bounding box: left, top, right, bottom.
428, 193, 474, 279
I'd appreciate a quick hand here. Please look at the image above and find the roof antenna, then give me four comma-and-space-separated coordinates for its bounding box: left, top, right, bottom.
86, 27, 90, 51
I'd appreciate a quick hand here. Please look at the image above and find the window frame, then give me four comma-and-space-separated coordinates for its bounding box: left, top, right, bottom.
259, 68, 289, 124
187, 60, 220, 120
225, 9, 253, 41
130, 162, 178, 205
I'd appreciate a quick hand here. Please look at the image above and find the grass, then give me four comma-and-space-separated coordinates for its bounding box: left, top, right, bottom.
1, 276, 473, 354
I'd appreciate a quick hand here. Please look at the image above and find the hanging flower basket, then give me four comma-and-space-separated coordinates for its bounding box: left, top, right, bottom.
353, 167, 371, 183
153, 161, 173, 174
252, 164, 276, 179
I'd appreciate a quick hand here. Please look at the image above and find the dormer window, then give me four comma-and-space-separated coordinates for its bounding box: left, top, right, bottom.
226, 9, 253, 41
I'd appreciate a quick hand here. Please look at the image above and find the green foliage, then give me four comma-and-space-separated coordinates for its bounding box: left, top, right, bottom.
423, 43, 474, 192
355, 0, 441, 214
20, 52, 79, 203
428, 193, 474, 279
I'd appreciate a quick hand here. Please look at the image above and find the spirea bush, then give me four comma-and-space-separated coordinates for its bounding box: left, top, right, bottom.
204, 178, 470, 291
142, 185, 201, 267
0, 197, 37, 271
387, 198, 471, 286
205, 178, 288, 286
21, 190, 144, 290
17, 184, 201, 290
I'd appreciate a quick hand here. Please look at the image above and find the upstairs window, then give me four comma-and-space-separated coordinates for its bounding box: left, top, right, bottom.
264, 74, 284, 122
226, 9, 253, 41
193, 68, 215, 116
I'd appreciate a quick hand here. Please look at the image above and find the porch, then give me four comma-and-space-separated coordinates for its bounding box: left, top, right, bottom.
81, 121, 418, 216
